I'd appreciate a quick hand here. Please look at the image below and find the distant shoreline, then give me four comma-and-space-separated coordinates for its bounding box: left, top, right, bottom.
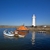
0, 25, 19, 28
0, 25, 50, 31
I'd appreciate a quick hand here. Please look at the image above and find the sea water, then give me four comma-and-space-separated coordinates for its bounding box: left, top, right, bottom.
0, 28, 50, 50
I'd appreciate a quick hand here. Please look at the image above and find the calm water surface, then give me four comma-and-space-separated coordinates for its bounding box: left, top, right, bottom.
0, 28, 50, 50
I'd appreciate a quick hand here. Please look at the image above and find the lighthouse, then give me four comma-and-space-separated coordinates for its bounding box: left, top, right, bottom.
32, 14, 36, 27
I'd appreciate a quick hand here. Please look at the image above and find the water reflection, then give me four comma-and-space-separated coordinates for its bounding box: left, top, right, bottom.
32, 31, 35, 45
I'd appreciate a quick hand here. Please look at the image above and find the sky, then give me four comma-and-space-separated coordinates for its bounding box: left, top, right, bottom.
0, 0, 50, 26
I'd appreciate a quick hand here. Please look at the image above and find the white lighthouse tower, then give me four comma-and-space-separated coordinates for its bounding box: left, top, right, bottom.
32, 14, 36, 26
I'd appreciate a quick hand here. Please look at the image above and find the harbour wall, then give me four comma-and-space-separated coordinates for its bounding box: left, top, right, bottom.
28, 26, 50, 31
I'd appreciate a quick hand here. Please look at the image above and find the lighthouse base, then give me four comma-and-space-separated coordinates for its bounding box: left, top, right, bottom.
31, 25, 37, 28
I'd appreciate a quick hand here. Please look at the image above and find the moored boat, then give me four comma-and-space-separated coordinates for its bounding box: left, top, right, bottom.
3, 30, 14, 36
14, 25, 29, 37
18, 35, 25, 38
